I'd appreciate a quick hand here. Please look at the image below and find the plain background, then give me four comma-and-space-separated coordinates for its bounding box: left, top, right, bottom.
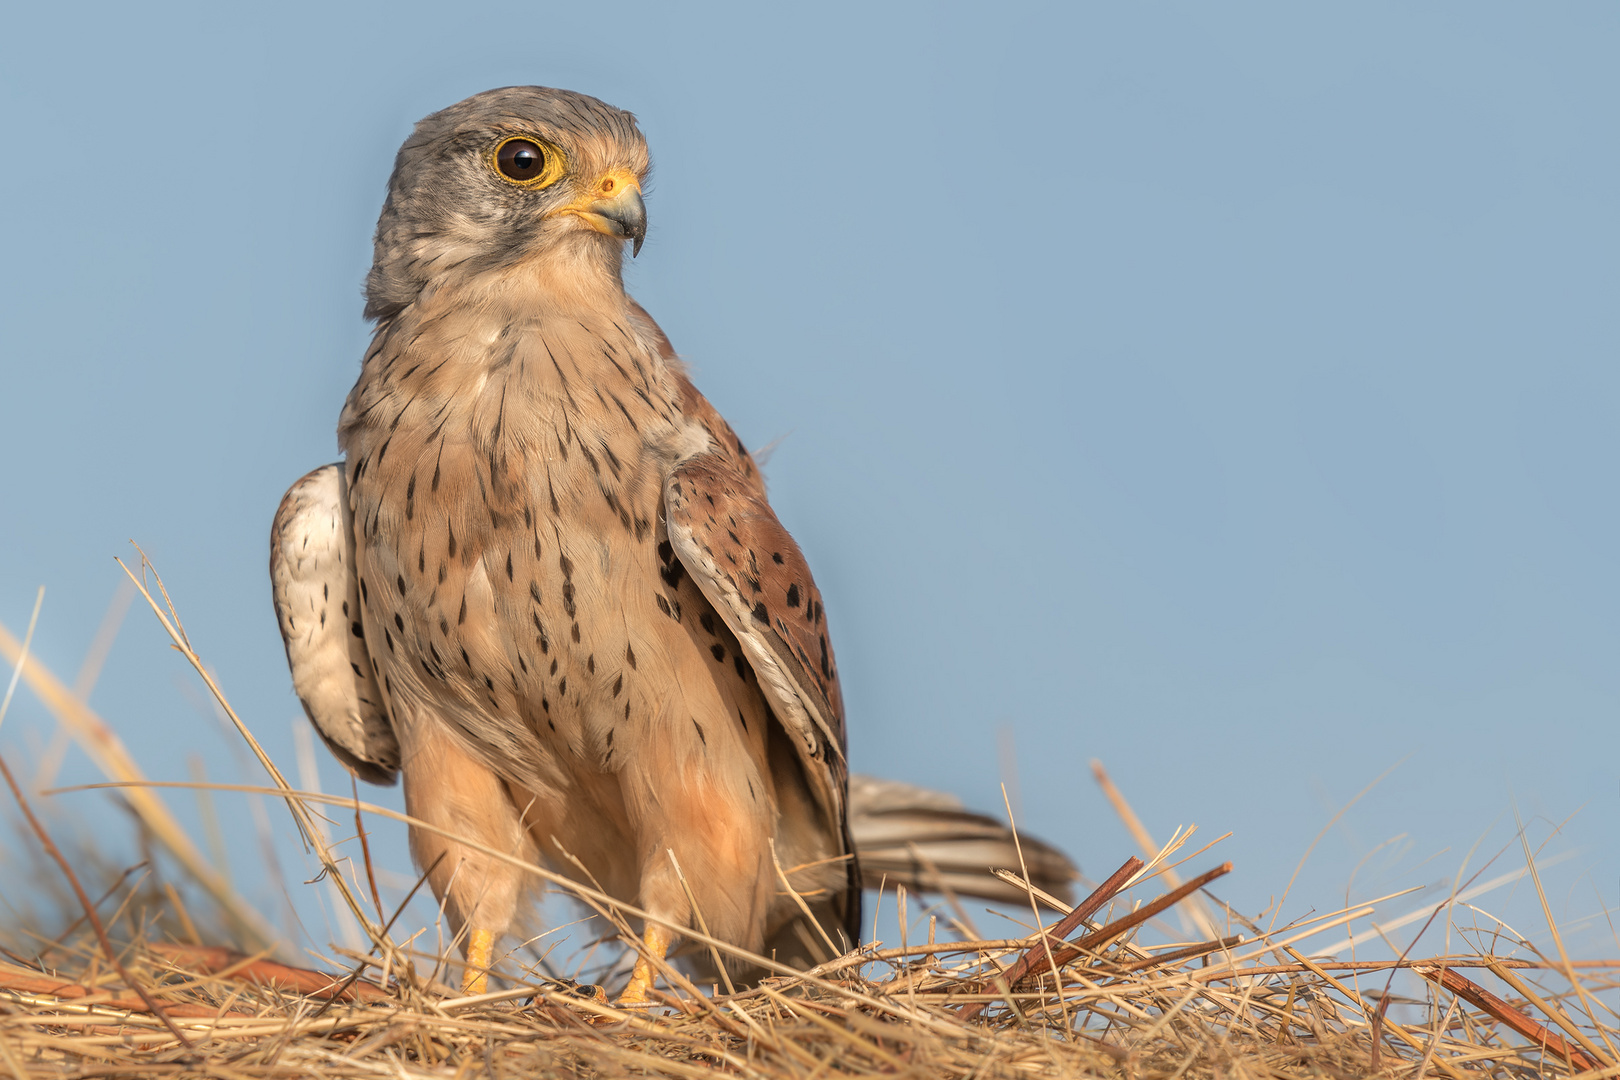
1, 2, 1615, 972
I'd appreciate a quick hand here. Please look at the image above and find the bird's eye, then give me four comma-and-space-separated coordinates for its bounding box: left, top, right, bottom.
497, 139, 544, 179
492, 136, 563, 187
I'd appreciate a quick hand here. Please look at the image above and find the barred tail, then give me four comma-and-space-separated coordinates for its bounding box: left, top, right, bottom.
847, 776, 1077, 910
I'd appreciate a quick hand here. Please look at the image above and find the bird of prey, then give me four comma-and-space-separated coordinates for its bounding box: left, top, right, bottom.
271, 86, 1074, 1002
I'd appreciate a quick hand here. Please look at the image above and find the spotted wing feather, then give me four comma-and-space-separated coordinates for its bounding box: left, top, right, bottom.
270, 463, 400, 784
635, 297, 845, 754
662, 454, 846, 814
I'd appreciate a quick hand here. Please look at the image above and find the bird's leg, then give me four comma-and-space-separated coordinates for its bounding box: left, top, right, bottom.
614, 727, 775, 1003
616, 921, 675, 1005
399, 723, 531, 997
462, 928, 496, 995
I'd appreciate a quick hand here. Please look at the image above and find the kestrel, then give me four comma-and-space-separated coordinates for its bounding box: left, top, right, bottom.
271, 86, 1074, 1001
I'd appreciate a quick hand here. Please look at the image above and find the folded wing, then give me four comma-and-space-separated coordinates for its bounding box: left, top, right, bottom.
269, 463, 400, 785
663, 441, 859, 950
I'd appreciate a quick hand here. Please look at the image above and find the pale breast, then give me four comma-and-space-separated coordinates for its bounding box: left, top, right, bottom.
338, 292, 721, 795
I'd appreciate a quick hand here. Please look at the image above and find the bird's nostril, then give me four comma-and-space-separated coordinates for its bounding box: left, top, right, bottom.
602, 177, 616, 193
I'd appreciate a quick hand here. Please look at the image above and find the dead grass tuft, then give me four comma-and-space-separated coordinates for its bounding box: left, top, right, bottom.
0, 873, 1614, 1078
0, 559, 1612, 1077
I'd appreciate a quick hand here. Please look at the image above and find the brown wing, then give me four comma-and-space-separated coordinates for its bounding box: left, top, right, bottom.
637, 301, 858, 936
630, 299, 845, 745
663, 450, 857, 942
663, 454, 846, 758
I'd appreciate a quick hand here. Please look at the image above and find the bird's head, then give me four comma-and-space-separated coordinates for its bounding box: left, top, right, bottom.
364, 86, 651, 322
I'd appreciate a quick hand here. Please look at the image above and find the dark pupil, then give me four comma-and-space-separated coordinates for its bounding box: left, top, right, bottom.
499, 140, 544, 179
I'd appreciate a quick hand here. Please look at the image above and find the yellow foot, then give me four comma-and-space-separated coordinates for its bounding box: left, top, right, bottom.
461, 927, 495, 995
615, 922, 674, 1005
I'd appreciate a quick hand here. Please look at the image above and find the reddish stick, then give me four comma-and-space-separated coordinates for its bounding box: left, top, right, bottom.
0, 970, 250, 1018
152, 944, 389, 1002
1118, 935, 1244, 973
1414, 964, 1601, 1073
958, 856, 1143, 1021
0, 752, 195, 1049
1045, 862, 1232, 970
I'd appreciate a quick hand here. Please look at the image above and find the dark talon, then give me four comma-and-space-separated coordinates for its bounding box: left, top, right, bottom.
560, 979, 608, 1003
520, 979, 607, 1007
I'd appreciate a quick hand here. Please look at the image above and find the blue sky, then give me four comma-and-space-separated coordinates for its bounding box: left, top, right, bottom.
1, 2, 1616, 967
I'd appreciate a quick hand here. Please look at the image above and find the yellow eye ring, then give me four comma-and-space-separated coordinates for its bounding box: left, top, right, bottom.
491, 135, 566, 188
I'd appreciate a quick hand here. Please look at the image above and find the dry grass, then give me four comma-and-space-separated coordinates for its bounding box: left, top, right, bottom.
0, 560, 1613, 1078
0, 868, 1615, 1079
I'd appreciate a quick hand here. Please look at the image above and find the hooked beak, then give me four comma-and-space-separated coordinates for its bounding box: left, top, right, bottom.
550, 169, 647, 256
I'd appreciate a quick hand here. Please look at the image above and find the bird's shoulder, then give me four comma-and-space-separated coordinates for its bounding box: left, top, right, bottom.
624, 298, 767, 494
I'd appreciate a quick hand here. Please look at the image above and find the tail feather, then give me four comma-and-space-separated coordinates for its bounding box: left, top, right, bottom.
847, 775, 1078, 909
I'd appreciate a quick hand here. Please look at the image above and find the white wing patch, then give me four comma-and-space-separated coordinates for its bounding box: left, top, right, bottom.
270, 463, 400, 784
